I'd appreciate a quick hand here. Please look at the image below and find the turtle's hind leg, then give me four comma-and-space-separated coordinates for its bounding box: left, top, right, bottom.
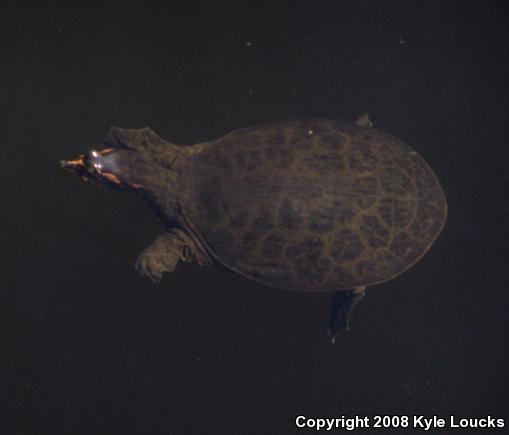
135, 229, 211, 282
329, 286, 366, 343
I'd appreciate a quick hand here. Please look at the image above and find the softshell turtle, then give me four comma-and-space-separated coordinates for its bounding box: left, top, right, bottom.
61, 115, 447, 340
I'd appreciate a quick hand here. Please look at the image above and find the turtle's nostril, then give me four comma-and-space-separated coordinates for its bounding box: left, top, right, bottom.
60, 155, 85, 171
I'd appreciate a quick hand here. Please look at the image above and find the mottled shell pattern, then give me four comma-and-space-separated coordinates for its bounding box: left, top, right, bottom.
178, 119, 447, 292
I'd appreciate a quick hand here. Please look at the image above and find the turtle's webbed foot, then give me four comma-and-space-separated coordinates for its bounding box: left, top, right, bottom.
329, 287, 366, 343
135, 249, 176, 282
135, 231, 186, 282
134, 229, 210, 282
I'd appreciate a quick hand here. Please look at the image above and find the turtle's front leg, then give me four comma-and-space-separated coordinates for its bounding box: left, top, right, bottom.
135, 229, 210, 282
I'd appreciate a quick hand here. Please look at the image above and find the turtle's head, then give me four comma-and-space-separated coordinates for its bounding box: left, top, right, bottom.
60, 148, 151, 191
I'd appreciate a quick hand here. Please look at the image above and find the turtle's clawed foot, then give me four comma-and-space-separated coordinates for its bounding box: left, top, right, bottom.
135, 251, 168, 282
134, 231, 187, 283
134, 229, 211, 283
329, 287, 366, 343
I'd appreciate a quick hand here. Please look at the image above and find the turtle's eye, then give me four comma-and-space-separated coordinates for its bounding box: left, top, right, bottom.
83, 148, 126, 187
85, 150, 104, 175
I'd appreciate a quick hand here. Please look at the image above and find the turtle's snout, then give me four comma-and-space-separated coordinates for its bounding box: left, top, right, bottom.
60, 154, 86, 173
60, 150, 104, 183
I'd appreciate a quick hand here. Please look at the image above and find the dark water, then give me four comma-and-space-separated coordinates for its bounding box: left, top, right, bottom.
2, 2, 508, 434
